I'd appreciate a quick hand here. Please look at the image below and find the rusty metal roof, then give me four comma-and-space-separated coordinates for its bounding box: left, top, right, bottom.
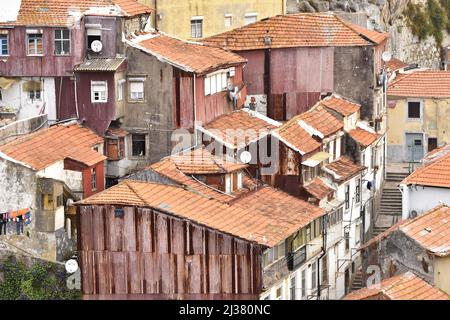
74, 58, 126, 72
77, 180, 324, 247
343, 272, 449, 300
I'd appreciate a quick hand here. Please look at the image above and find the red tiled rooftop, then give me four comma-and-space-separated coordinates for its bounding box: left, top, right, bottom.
401, 153, 450, 188
343, 20, 389, 45
129, 32, 246, 75
272, 116, 321, 155
298, 106, 343, 137
200, 109, 281, 149
348, 127, 380, 148
78, 180, 324, 247
343, 272, 449, 300
0, 123, 106, 170
422, 143, 450, 164
324, 156, 365, 183
111, 0, 153, 16
386, 57, 408, 72
303, 177, 335, 200
388, 71, 450, 98
320, 94, 360, 117
203, 13, 379, 51
361, 205, 450, 257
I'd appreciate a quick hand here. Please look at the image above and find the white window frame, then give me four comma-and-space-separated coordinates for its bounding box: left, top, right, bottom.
0, 32, 9, 56
224, 13, 232, 28
244, 13, 258, 25
91, 81, 108, 103
26, 31, 44, 56
237, 172, 243, 189
406, 99, 423, 121
54, 29, 71, 56
128, 78, 145, 101
117, 79, 125, 101
190, 17, 203, 39
204, 77, 211, 96
225, 173, 232, 194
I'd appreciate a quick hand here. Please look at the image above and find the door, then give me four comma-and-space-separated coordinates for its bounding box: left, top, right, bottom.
405, 133, 424, 162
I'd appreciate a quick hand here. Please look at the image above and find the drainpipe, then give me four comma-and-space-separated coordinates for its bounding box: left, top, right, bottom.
74, 74, 80, 119
154, 0, 158, 31
193, 73, 198, 146
317, 217, 327, 299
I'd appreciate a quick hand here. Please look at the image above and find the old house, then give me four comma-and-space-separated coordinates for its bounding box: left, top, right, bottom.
0, 0, 152, 128
138, 0, 285, 40
400, 151, 450, 220
343, 272, 449, 300
0, 122, 106, 261
76, 178, 325, 299
359, 205, 450, 295
203, 13, 389, 125
387, 71, 450, 163
105, 30, 247, 177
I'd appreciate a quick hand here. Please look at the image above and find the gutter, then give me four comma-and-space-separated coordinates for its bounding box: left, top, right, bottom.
317, 217, 327, 299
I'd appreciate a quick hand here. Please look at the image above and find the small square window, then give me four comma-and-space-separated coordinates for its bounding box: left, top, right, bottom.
131, 134, 146, 157
115, 208, 124, 218
91, 81, 107, 103
244, 14, 257, 25
129, 80, 145, 101
408, 101, 421, 119
225, 14, 232, 28
191, 19, 203, 38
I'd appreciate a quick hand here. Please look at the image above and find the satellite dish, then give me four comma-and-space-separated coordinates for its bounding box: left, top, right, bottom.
239, 151, 252, 164
409, 210, 418, 219
91, 40, 103, 53
382, 51, 392, 62
65, 259, 79, 274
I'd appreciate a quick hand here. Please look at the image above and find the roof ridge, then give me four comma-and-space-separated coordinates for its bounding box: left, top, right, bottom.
402, 152, 450, 185
333, 15, 376, 45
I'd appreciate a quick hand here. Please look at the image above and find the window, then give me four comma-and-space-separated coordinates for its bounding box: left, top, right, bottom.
322, 254, 328, 284
275, 286, 282, 300
87, 28, 101, 51
91, 167, 97, 191
129, 79, 145, 101
306, 224, 311, 241
225, 174, 232, 194
191, 18, 203, 38
0, 33, 8, 56
54, 29, 70, 55
131, 134, 146, 157
407, 101, 421, 119
355, 178, 361, 203
56, 194, 63, 207
0, 90, 2, 101
301, 270, 306, 299
27, 33, 43, 55
302, 165, 319, 183
293, 228, 305, 250
345, 228, 350, 251
29, 90, 41, 101
204, 71, 229, 96
355, 222, 361, 245
263, 241, 285, 268
91, 81, 107, 103
225, 14, 232, 28
245, 13, 258, 25
311, 261, 317, 290
237, 172, 243, 189
290, 276, 296, 300
117, 80, 125, 101
344, 184, 350, 210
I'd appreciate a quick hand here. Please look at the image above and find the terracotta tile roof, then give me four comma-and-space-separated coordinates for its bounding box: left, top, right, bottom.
200, 109, 281, 149
343, 272, 449, 300
423, 143, 450, 165
401, 153, 450, 188
0, 0, 151, 27
304, 177, 335, 200
348, 127, 380, 148
0, 123, 106, 170
74, 57, 126, 72
361, 205, 450, 257
324, 156, 365, 183
149, 158, 233, 203
202, 13, 376, 51
386, 57, 408, 72
298, 106, 343, 138
320, 94, 360, 117
231, 186, 325, 241
401, 205, 450, 257
388, 71, 450, 98
78, 180, 323, 247
272, 115, 321, 155
128, 32, 246, 75
342, 20, 389, 45
106, 127, 128, 137
110, 0, 153, 16
169, 146, 248, 175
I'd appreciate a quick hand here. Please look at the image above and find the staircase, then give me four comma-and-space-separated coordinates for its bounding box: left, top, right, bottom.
350, 269, 364, 292
372, 171, 409, 237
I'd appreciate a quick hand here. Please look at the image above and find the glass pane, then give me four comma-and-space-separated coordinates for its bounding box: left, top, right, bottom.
55, 41, 62, 54
62, 29, 70, 39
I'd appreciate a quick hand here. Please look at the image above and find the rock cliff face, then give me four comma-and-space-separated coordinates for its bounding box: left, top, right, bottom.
286, 0, 449, 69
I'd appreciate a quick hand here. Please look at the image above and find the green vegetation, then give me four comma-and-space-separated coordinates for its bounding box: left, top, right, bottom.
0, 257, 81, 300
404, 0, 450, 46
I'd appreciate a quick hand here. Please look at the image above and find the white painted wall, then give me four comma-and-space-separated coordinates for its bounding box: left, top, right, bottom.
401, 184, 450, 219
0, 77, 57, 122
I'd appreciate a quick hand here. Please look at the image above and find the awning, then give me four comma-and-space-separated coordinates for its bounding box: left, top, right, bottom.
0, 77, 16, 90
22, 80, 41, 92
302, 151, 330, 167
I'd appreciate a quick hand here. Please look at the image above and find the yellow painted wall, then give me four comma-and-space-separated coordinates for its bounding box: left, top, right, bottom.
387, 98, 450, 146
139, 0, 285, 39
434, 256, 450, 295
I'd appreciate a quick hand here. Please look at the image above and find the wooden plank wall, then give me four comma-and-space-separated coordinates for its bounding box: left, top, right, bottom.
78, 205, 263, 299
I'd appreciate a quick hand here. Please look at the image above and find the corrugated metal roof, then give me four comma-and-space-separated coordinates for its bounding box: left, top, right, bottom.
75, 57, 126, 72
